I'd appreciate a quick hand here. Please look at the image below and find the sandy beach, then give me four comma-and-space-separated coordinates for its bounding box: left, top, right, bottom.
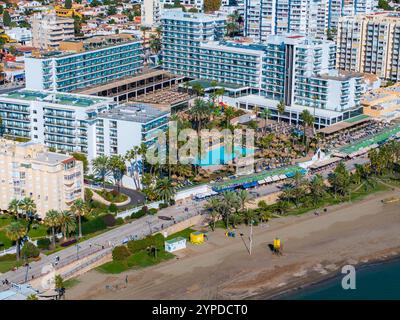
66, 189, 400, 300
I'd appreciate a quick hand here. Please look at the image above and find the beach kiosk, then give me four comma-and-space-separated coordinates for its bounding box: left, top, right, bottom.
190, 231, 204, 244
165, 237, 187, 253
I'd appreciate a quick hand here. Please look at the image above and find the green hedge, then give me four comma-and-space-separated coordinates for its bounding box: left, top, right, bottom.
81, 216, 107, 235
37, 238, 51, 250
127, 234, 164, 253
112, 245, 131, 261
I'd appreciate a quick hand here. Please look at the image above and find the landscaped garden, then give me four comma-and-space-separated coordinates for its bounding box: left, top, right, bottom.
93, 189, 128, 203
97, 228, 195, 274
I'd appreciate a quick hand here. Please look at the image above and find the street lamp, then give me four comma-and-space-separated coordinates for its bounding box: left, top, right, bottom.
249, 220, 254, 255
146, 220, 152, 235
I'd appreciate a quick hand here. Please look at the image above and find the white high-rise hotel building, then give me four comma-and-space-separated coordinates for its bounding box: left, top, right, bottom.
239, 0, 378, 42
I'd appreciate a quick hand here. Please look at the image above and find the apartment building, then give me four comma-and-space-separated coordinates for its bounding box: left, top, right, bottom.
238, 0, 377, 41
31, 12, 75, 50
0, 139, 84, 218
0, 89, 115, 158
142, 0, 205, 26
336, 12, 400, 82
161, 11, 363, 127
25, 34, 144, 93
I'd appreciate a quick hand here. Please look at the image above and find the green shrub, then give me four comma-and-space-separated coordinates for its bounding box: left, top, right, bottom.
21, 242, 40, 258
84, 188, 93, 202
130, 209, 146, 219
159, 203, 168, 209
108, 203, 118, 213
115, 217, 124, 225
37, 238, 51, 250
127, 234, 164, 253
102, 214, 116, 227
112, 245, 131, 261
148, 208, 158, 215
81, 216, 107, 235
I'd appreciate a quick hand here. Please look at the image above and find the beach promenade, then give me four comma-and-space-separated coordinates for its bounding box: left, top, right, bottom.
67, 188, 400, 300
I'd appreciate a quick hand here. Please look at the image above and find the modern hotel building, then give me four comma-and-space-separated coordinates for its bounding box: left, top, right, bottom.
25, 34, 144, 93
0, 90, 169, 160
161, 10, 363, 127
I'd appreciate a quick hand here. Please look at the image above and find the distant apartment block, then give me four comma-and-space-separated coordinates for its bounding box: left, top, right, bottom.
141, 0, 205, 26
0, 139, 84, 218
25, 34, 144, 92
336, 12, 400, 82
31, 12, 75, 50
161, 10, 363, 127
238, 0, 377, 41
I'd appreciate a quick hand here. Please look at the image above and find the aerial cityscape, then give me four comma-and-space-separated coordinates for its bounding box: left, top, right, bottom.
0, 0, 399, 303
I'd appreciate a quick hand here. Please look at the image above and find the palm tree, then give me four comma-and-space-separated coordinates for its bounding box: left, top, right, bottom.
260, 108, 271, 133
191, 83, 205, 97
205, 197, 221, 231
221, 191, 240, 228
237, 189, 250, 212
70, 199, 90, 238
309, 174, 326, 206
155, 178, 176, 203
189, 98, 210, 134
59, 211, 76, 241
108, 155, 127, 193
300, 109, 314, 152
125, 146, 141, 190
7, 199, 20, 220
19, 197, 37, 231
224, 106, 236, 129
5, 221, 26, 261
44, 210, 61, 249
92, 155, 110, 189
19, 197, 36, 220
277, 100, 285, 123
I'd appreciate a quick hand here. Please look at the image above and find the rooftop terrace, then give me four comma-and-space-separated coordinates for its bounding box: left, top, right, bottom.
99, 103, 169, 123
32, 33, 140, 59
1, 89, 111, 107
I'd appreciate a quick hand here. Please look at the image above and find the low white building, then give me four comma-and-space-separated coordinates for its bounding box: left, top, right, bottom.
5, 27, 32, 44
165, 237, 187, 253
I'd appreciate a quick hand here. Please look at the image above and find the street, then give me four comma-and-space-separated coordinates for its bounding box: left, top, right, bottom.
0, 155, 369, 291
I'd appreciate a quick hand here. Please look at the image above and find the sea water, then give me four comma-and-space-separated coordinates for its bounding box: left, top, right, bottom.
285, 258, 400, 300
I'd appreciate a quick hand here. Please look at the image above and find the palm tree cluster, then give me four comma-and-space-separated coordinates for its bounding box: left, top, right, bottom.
205, 190, 255, 230
5, 197, 38, 260
43, 199, 91, 249
91, 154, 127, 192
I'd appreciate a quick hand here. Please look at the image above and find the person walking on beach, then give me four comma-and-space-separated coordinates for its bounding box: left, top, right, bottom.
125, 275, 128, 285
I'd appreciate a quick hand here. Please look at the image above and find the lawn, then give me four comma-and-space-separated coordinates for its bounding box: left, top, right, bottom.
97, 228, 196, 274
64, 278, 80, 289
0, 259, 23, 273
97, 250, 174, 274
0, 231, 13, 249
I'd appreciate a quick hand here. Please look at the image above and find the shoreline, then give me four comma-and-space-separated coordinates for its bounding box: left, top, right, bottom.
248, 249, 400, 300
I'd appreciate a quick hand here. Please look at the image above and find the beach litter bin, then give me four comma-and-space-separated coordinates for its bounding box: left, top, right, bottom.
190, 231, 204, 244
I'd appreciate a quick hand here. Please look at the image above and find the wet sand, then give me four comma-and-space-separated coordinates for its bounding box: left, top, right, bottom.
67, 189, 400, 300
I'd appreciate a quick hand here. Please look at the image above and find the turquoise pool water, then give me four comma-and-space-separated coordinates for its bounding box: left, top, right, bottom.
194, 145, 254, 166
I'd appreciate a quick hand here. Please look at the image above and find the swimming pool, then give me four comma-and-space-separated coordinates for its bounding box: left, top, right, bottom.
193, 145, 254, 167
